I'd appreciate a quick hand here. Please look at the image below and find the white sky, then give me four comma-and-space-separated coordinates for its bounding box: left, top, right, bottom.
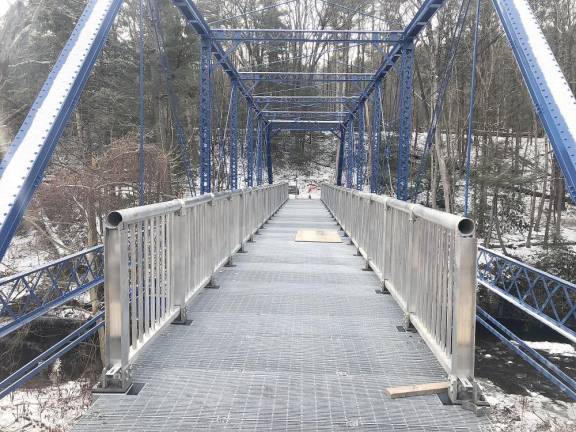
0, 1, 17, 17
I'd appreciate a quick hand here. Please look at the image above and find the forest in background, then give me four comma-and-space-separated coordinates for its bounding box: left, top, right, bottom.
0, 0, 575, 278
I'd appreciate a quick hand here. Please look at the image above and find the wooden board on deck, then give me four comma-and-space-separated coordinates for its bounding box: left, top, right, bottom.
385, 382, 449, 399
295, 229, 342, 243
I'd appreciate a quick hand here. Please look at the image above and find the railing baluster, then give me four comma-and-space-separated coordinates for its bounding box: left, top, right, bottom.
321, 183, 477, 404
100, 183, 288, 392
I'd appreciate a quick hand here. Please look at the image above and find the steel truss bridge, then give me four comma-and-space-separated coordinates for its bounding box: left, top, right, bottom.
0, 0, 576, 429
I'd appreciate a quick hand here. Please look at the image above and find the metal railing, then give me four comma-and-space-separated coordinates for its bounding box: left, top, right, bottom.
100, 183, 288, 391
321, 184, 478, 403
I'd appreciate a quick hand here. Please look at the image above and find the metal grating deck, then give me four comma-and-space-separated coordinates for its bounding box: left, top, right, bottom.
74, 199, 491, 431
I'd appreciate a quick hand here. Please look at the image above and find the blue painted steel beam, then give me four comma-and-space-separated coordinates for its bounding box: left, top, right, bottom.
337, 125, 345, 186
199, 36, 212, 194
246, 108, 254, 187
256, 120, 264, 185
356, 103, 366, 190
211, 29, 403, 44
265, 126, 273, 184
262, 111, 349, 117
397, 41, 415, 201
0, 0, 124, 262
254, 96, 358, 104
268, 120, 342, 132
370, 82, 383, 193
346, 120, 354, 188
239, 72, 373, 82
491, 0, 576, 202
229, 82, 239, 190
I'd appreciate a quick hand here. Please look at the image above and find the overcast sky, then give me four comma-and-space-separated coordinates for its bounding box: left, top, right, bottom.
0, 1, 16, 17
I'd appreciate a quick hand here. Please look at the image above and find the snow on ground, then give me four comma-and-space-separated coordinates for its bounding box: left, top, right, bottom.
524, 341, 576, 358
480, 379, 576, 432
0, 232, 52, 276
0, 380, 93, 432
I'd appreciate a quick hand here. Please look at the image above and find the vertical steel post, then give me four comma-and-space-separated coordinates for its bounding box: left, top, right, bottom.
229, 81, 239, 190
256, 119, 263, 186
452, 231, 477, 386
103, 223, 131, 391
265, 125, 273, 184
336, 125, 345, 186
397, 40, 415, 201
346, 119, 354, 188
172, 205, 188, 322
199, 36, 212, 194
370, 82, 383, 193
246, 108, 254, 187
356, 103, 366, 190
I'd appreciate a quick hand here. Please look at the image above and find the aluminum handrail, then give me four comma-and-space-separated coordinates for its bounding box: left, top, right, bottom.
321, 184, 478, 403
100, 182, 288, 392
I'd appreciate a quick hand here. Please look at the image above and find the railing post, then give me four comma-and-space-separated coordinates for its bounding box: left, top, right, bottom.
450, 231, 477, 401
101, 223, 131, 392
238, 190, 246, 252
172, 204, 188, 322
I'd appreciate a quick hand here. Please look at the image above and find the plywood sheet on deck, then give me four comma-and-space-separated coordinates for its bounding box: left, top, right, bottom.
294, 229, 342, 243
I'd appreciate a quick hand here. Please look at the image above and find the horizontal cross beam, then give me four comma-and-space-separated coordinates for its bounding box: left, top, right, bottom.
254, 96, 358, 104
211, 29, 403, 44
269, 120, 342, 131
239, 72, 373, 82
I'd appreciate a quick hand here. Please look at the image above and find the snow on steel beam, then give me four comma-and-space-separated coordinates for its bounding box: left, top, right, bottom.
350, 0, 446, 116
211, 29, 403, 44
492, 0, 576, 202
239, 72, 373, 82
0, 0, 124, 262
171, 0, 264, 117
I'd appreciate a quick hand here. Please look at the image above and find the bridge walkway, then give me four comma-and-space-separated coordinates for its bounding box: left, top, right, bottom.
74, 198, 488, 431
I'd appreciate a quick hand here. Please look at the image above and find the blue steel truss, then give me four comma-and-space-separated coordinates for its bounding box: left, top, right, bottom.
491, 0, 576, 203
239, 72, 373, 83
397, 41, 415, 200
256, 120, 264, 186
337, 126, 345, 187
229, 82, 239, 190
0, 246, 103, 339
246, 109, 255, 187
210, 29, 403, 44
477, 246, 576, 343
370, 82, 383, 193
356, 104, 366, 190
199, 36, 212, 194
0, 0, 123, 262
265, 126, 273, 184
346, 120, 354, 188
